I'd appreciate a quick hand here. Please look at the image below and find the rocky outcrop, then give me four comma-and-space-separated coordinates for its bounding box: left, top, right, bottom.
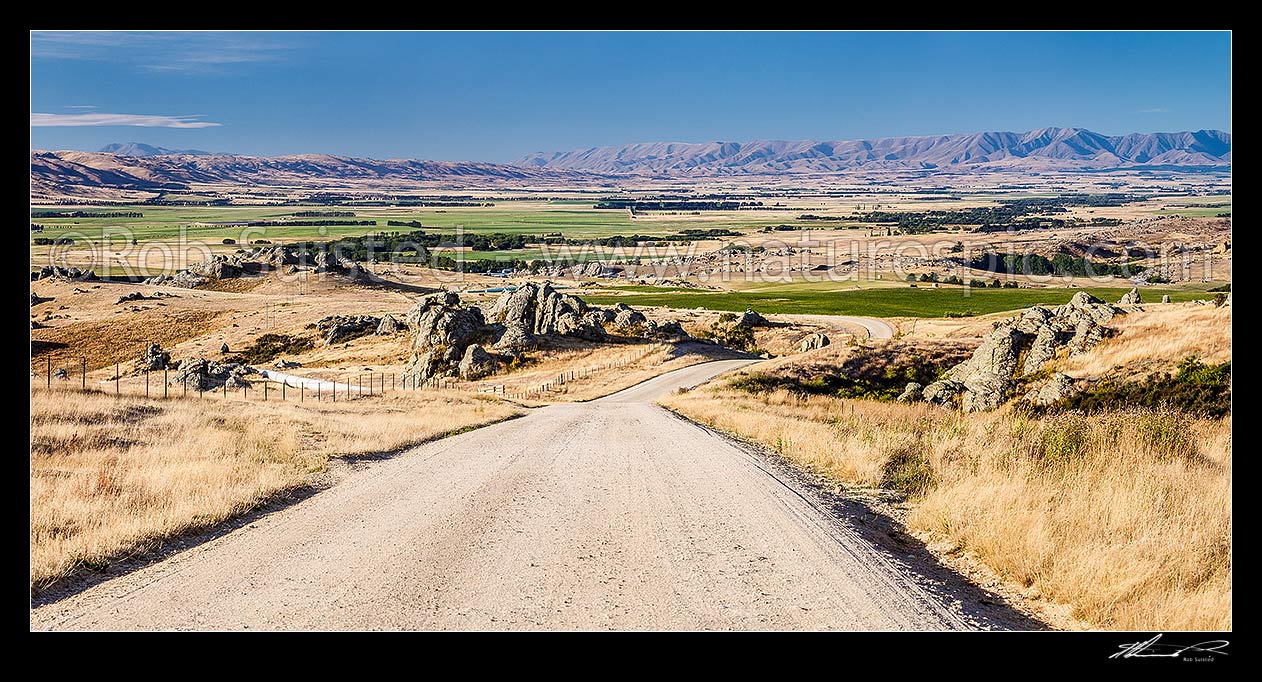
609, 302, 647, 328
168, 357, 257, 390
141, 247, 306, 289
1023, 372, 1078, 407
1118, 287, 1141, 305
34, 265, 97, 281
572, 261, 619, 278
317, 315, 381, 345
905, 292, 1120, 412
141, 343, 170, 371
31, 292, 49, 307
458, 344, 495, 380
274, 359, 301, 369
403, 291, 488, 382
646, 319, 690, 341
897, 382, 924, 402
799, 332, 830, 352
313, 252, 368, 279
375, 314, 403, 335
487, 283, 606, 349
922, 380, 964, 406
143, 271, 210, 288
253, 245, 297, 267
736, 309, 771, 328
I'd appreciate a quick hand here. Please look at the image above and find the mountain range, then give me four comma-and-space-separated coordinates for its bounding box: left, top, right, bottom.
31, 128, 1231, 197
514, 128, 1231, 175
30, 150, 599, 196
98, 142, 215, 157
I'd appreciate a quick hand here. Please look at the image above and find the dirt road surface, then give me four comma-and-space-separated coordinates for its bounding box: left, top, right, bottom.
777, 314, 897, 339
33, 360, 988, 631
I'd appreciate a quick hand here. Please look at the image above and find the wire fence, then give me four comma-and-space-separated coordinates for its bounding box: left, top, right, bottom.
30, 343, 664, 404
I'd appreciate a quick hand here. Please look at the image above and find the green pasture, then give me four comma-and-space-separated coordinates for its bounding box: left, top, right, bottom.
30, 204, 800, 247
582, 283, 1211, 318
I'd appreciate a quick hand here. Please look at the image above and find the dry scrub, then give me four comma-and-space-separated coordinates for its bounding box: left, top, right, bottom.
661, 383, 1231, 630
1059, 304, 1231, 378
30, 387, 520, 591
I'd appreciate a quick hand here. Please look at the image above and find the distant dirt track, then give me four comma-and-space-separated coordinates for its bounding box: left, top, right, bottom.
777, 314, 896, 339
33, 360, 982, 631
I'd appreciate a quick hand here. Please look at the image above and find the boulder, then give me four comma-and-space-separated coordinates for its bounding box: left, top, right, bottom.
648, 320, 690, 342
141, 343, 171, 371
610, 302, 647, 328
572, 261, 617, 278
220, 343, 230, 354
487, 284, 539, 349
375, 314, 403, 335
736, 309, 771, 328
403, 291, 487, 382
898, 382, 924, 402
116, 291, 148, 305
1021, 325, 1063, 375
1024, 372, 1078, 407
52, 368, 69, 381
799, 332, 830, 352
31, 292, 49, 307
923, 380, 963, 406
274, 359, 302, 369
168, 357, 255, 391
1118, 287, 1141, 305
458, 344, 496, 380
1161, 294, 1171, 304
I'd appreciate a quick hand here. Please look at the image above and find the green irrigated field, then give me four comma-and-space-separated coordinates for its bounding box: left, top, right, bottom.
30, 203, 797, 246
583, 283, 1212, 318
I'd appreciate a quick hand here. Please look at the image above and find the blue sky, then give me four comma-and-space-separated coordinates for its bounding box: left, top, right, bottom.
30, 31, 1231, 162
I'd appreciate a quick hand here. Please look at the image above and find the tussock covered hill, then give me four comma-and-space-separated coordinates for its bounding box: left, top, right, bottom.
30, 149, 604, 194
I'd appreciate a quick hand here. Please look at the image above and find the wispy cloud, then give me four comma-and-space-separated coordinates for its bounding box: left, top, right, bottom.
31, 112, 222, 128
64, 104, 98, 110
30, 31, 295, 74
1139, 107, 1172, 114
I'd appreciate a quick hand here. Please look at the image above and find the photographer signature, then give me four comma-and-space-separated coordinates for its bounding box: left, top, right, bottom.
1111, 634, 1229, 660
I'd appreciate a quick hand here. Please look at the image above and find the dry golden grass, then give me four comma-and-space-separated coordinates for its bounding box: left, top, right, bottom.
662, 386, 1230, 630
31, 309, 224, 373
1058, 304, 1231, 378
30, 387, 520, 591
660, 304, 1234, 630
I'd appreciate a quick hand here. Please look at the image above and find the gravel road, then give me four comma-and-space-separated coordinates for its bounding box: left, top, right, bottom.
32, 359, 973, 631
776, 314, 897, 339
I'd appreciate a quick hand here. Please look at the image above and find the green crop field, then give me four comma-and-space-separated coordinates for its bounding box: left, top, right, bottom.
30, 203, 800, 247
582, 283, 1210, 318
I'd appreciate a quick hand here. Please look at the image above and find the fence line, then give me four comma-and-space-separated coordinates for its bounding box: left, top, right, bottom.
31, 342, 664, 404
